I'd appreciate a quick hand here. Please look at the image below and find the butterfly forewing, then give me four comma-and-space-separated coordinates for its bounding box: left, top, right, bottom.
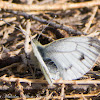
31, 39, 53, 85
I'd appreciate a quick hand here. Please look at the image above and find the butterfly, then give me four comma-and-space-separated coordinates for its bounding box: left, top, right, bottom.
31, 36, 100, 85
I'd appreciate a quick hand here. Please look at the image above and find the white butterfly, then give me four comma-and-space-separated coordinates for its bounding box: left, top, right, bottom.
31, 36, 100, 85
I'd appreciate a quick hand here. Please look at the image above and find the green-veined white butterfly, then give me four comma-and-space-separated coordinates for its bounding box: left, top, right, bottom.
31, 36, 100, 85
2, 18, 99, 85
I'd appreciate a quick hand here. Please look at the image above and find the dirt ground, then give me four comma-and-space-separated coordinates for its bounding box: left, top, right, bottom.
0, 0, 100, 100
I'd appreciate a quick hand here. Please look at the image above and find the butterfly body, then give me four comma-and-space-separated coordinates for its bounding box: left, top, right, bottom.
31, 37, 100, 85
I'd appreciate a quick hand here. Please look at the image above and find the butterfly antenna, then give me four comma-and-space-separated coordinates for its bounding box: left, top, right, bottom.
1, 15, 57, 40
0, 18, 27, 35
36, 15, 57, 40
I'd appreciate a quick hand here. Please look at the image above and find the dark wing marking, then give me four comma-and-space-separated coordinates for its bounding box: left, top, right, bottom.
44, 58, 60, 80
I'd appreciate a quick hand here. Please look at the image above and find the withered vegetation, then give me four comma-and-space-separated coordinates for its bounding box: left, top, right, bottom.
0, 0, 100, 100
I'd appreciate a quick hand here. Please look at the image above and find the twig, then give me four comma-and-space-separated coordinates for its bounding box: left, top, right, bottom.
0, 17, 16, 26
0, 75, 47, 85
0, 55, 22, 67
53, 79, 100, 85
4, 10, 86, 35
81, 93, 87, 100
46, 92, 54, 100
15, 79, 26, 100
11, 40, 24, 49
31, 15, 86, 35
0, 63, 20, 71
1, 75, 100, 85
24, 20, 31, 61
60, 83, 65, 100
0, 24, 15, 37
84, 6, 98, 33
87, 31, 100, 37
24, 20, 35, 78
10, 91, 100, 99
37, 32, 54, 41
53, 91, 100, 99
0, 1, 100, 11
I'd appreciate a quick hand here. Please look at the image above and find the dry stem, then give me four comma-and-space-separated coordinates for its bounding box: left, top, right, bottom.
0, 1, 100, 11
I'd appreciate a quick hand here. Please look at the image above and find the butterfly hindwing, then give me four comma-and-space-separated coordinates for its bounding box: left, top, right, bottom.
43, 37, 100, 80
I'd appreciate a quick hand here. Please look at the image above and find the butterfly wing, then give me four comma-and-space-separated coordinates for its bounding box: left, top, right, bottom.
31, 39, 53, 85
44, 37, 100, 80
